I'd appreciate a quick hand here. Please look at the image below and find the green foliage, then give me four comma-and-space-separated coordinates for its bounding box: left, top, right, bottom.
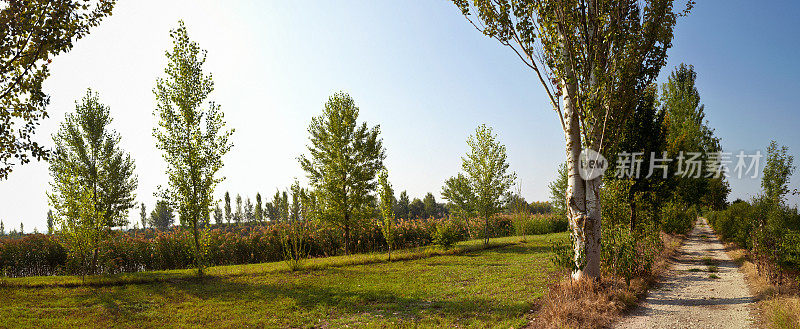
601, 225, 661, 284
660, 199, 694, 234
48, 89, 137, 228
149, 200, 174, 230
433, 219, 461, 249
377, 170, 396, 260
255, 193, 263, 222
762, 140, 795, 208
224, 192, 232, 224
298, 92, 386, 254
152, 21, 233, 276
213, 204, 223, 225
443, 124, 516, 246
394, 191, 410, 220
0, 0, 115, 179
547, 162, 568, 218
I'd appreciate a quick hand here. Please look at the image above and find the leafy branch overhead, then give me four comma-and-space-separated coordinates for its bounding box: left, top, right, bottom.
0, 0, 116, 180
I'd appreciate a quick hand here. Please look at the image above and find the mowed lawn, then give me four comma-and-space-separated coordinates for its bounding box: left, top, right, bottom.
0, 232, 566, 328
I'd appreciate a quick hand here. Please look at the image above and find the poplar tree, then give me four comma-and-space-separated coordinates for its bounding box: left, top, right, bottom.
378, 170, 396, 260
153, 21, 233, 276
255, 192, 263, 222
139, 203, 147, 229
48, 89, 137, 228
442, 124, 516, 246
298, 92, 386, 254
452, 0, 690, 280
224, 192, 232, 224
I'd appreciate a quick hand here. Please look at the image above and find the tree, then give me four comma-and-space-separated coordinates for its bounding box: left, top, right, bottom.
378, 170, 396, 260
661, 64, 728, 210
423, 193, 438, 218
298, 92, 386, 254
153, 21, 233, 276
213, 203, 223, 225
547, 162, 568, 218
224, 192, 232, 224
762, 141, 795, 209
235, 194, 243, 224
139, 203, 147, 229
442, 124, 516, 246
0, 220, 4, 236
0, 0, 116, 180
48, 89, 137, 228
395, 191, 410, 219
255, 192, 263, 222
244, 197, 254, 222
442, 173, 475, 219
409, 198, 425, 219
149, 200, 174, 230
453, 0, 689, 280
47, 209, 55, 234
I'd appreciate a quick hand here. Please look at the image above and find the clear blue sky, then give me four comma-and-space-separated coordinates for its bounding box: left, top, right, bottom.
1, 0, 799, 232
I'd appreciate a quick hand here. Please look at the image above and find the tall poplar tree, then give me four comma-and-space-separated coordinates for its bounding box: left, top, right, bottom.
224, 191, 232, 224
452, 0, 690, 280
255, 192, 263, 222
153, 21, 233, 276
298, 92, 386, 254
378, 170, 396, 260
442, 124, 516, 246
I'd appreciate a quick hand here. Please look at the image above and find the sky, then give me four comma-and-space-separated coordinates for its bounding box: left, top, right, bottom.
2, 0, 799, 232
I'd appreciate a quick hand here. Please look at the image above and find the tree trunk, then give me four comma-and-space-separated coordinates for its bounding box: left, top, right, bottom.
344, 223, 350, 255
562, 77, 601, 281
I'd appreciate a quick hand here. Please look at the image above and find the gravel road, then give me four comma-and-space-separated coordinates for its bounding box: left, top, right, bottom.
615, 218, 756, 329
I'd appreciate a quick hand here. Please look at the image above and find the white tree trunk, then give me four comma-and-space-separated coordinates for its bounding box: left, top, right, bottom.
562, 78, 602, 281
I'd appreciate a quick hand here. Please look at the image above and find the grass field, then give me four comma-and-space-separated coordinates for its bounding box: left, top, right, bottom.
0, 232, 566, 328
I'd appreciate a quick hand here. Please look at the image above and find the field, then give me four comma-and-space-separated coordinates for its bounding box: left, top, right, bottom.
0, 233, 566, 328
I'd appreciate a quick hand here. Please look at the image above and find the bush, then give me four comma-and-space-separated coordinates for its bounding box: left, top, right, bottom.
432, 220, 461, 249
660, 200, 694, 234
601, 225, 661, 284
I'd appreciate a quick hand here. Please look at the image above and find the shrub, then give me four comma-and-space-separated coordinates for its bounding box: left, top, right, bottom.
660, 200, 694, 234
601, 225, 660, 284
432, 220, 461, 249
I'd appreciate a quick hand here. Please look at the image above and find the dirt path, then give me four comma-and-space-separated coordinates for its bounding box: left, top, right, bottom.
615, 218, 755, 329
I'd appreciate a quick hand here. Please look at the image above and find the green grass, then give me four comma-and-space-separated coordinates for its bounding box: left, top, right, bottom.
0, 233, 566, 328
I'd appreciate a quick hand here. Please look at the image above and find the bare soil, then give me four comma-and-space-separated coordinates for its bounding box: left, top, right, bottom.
615, 218, 756, 329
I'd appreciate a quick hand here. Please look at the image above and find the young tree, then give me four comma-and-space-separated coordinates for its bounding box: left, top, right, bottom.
244, 197, 254, 222
235, 194, 243, 224
377, 170, 397, 260
224, 192, 232, 224
423, 193, 438, 218
762, 141, 795, 209
0, 220, 4, 236
395, 191, 410, 219
46, 209, 55, 234
213, 203, 223, 225
547, 162, 568, 218
149, 200, 174, 230
139, 203, 147, 229
153, 21, 233, 276
0, 0, 116, 180
255, 192, 263, 222
48, 89, 138, 228
19, 222, 23, 235
298, 92, 386, 254
409, 198, 425, 219
443, 124, 516, 246
453, 0, 689, 280
49, 171, 106, 274
442, 173, 475, 219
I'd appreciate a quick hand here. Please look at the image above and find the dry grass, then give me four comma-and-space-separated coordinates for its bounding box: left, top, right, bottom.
527, 232, 684, 329
723, 242, 800, 329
